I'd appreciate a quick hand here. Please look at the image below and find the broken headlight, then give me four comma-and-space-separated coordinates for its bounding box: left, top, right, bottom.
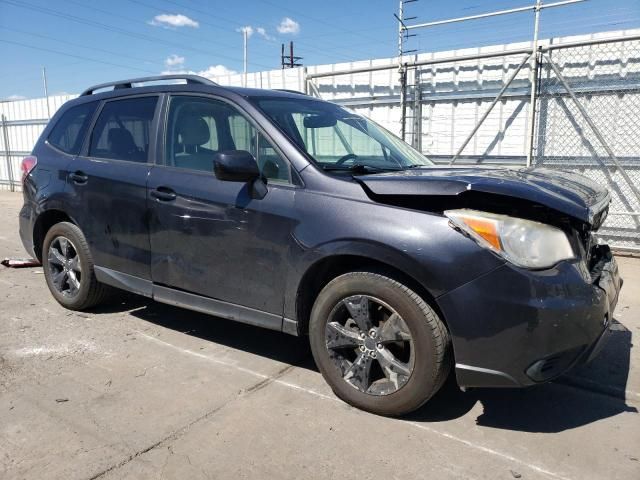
444, 209, 575, 269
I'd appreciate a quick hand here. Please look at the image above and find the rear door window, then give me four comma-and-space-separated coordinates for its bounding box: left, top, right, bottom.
88, 96, 158, 162
48, 102, 98, 155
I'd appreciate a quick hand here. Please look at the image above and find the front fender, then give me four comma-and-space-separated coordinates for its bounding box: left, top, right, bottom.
282, 191, 504, 323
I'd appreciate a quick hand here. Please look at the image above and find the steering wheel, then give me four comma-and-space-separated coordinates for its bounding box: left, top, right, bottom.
335, 153, 358, 166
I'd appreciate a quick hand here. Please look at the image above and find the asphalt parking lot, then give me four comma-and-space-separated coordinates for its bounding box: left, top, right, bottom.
1, 190, 639, 480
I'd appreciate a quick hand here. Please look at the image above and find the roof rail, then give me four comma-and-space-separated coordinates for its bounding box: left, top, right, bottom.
80, 74, 218, 96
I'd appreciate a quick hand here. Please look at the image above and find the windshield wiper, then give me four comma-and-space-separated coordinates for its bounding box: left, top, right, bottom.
321, 164, 403, 174
404, 164, 429, 169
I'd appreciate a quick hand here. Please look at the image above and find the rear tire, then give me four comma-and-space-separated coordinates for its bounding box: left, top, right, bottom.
309, 272, 451, 416
42, 222, 112, 310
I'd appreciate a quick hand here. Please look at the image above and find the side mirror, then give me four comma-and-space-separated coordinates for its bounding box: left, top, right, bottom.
213, 150, 260, 182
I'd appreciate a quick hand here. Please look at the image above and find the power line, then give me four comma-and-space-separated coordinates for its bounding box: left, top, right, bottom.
153, 0, 394, 64
0, 38, 159, 74
0, 25, 160, 67
122, 0, 276, 69
1, 0, 265, 68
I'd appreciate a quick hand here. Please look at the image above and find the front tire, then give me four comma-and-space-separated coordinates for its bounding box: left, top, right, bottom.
42, 222, 111, 310
309, 272, 451, 416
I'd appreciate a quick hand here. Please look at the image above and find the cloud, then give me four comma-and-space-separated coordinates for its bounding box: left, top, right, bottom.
256, 27, 275, 41
197, 65, 238, 78
237, 25, 275, 41
277, 17, 300, 34
5, 94, 26, 101
161, 64, 237, 80
149, 14, 199, 29
237, 25, 254, 38
165, 54, 185, 68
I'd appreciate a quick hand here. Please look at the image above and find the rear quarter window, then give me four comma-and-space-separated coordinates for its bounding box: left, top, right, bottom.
47, 102, 98, 155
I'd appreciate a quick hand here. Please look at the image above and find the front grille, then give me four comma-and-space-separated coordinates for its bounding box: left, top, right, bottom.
588, 244, 613, 282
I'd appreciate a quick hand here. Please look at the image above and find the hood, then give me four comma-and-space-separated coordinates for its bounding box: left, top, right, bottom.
357, 166, 610, 226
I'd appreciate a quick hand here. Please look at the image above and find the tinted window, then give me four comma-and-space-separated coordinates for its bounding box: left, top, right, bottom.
48, 102, 97, 155
89, 96, 157, 162
166, 96, 290, 182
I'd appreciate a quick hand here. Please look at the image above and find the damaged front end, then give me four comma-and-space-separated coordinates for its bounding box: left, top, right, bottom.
357, 165, 622, 388
356, 165, 611, 271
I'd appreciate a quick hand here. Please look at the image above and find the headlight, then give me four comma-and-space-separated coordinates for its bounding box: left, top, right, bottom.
444, 209, 575, 269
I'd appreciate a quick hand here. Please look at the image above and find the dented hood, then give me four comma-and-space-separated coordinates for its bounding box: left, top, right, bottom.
357, 166, 610, 225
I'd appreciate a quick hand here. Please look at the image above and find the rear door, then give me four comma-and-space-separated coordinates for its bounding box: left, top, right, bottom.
147, 94, 297, 318
66, 95, 160, 280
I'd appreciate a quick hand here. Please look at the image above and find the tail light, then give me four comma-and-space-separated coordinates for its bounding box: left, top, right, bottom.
21, 155, 37, 183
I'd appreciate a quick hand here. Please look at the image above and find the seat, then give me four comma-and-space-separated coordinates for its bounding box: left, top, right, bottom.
107, 128, 145, 161
174, 116, 215, 171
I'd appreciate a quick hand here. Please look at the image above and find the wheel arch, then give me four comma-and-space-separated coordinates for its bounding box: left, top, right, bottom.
33, 209, 75, 262
294, 253, 448, 338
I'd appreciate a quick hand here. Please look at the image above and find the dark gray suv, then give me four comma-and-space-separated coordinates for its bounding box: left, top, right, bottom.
19, 75, 622, 415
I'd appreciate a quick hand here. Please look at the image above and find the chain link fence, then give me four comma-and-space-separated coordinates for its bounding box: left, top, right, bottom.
385, 34, 640, 251
533, 38, 640, 249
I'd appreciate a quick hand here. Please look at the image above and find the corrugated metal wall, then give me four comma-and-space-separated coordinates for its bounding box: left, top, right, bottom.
0, 94, 75, 189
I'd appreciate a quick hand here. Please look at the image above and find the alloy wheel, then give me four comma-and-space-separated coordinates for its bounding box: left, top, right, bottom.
47, 236, 82, 297
325, 295, 414, 396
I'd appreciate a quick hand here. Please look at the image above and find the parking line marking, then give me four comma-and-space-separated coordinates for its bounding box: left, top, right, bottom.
405, 422, 571, 480
136, 330, 571, 480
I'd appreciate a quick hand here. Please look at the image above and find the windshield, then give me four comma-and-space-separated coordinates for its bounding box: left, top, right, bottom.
255, 97, 433, 172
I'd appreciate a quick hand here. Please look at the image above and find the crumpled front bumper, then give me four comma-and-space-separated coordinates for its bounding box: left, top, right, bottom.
437, 246, 622, 388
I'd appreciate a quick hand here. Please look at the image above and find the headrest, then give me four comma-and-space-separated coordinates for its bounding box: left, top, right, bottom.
107, 128, 137, 155
178, 116, 210, 146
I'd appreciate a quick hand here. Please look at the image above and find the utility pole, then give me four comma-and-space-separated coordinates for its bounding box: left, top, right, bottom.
243, 28, 248, 87
42, 67, 50, 119
281, 41, 303, 69
397, 0, 404, 64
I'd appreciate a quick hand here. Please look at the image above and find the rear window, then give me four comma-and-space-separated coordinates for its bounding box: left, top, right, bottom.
88, 96, 158, 163
47, 102, 97, 155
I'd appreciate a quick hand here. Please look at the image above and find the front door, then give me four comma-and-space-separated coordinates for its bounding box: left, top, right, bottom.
147, 95, 297, 317
66, 95, 159, 280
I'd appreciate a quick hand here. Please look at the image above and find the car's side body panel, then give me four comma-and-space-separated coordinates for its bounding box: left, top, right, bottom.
147, 166, 299, 315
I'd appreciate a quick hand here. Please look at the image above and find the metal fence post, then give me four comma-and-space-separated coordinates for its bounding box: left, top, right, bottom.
1, 114, 14, 192
399, 65, 408, 142
303, 67, 308, 95
525, 0, 542, 167
412, 78, 422, 150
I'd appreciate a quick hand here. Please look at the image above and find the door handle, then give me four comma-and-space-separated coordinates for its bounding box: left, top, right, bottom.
69, 171, 88, 184
150, 186, 177, 202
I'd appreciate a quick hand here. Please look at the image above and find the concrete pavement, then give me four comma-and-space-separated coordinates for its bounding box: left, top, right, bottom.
1, 191, 639, 480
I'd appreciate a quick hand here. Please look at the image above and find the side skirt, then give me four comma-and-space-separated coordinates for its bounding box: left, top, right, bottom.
94, 266, 299, 335
95, 266, 153, 298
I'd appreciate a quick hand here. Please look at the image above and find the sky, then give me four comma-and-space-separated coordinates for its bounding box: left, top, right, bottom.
1, 0, 639, 100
